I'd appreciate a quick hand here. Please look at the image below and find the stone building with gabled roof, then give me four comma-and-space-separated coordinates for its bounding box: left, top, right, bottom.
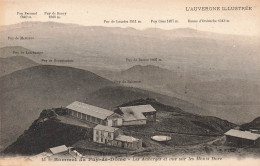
93, 125, 142, 150
93, 125, 122, 145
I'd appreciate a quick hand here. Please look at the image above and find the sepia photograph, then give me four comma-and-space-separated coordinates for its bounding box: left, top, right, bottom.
0, 0, 259, 165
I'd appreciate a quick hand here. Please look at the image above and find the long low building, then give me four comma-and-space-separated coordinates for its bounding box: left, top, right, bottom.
66, 101, 123, 127
225, 129, 260, 147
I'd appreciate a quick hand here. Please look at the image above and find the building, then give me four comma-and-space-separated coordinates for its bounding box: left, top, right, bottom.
47, 145, 69, 155
28, 145, 83, 161
116, 104, 156, 126
225, 129, 260, 147
93, 125, 142, 150
93, 125, 122, 145
66, 101, 123, 127
113, 135, 142, 150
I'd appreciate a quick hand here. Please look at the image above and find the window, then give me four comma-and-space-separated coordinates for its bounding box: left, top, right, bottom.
108, 132, 111, 138
101, 138, 103, 142
101, 131, 104, 137
96, 130, 99, 135
96, 137, 99, 142
91, 116, 95, 122
82, 114, 86, 120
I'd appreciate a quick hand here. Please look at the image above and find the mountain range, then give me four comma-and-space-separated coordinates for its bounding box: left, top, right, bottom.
0, 22, 259, 73
0, 22, 259, 151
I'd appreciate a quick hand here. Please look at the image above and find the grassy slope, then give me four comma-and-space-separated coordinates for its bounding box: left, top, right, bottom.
240, 117, 260, 131
117, 98, 236, 136
0, 65, 113, 150
0, 56, 38, 77
3, 109, 92, 155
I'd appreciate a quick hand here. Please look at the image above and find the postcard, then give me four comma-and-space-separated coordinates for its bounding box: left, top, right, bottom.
0, 0, 259, 166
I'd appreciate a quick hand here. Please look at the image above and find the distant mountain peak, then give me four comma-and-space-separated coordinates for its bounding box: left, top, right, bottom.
240, 116, 260, 131
123, 64, 170, 73
0, 45, 30, 50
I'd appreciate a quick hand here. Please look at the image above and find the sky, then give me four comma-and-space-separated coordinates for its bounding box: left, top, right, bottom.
0, 0, 260, 36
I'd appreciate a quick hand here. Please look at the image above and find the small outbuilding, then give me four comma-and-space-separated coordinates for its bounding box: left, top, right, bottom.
113, 135, 142, 150
225, 129, 260, 147
47, 145, 69, 155
117, 104, 157, 126
44, 145, 83, 160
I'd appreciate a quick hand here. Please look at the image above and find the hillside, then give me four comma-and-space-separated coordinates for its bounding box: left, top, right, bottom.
0, 65, 209, 151
85, 86, 206, 115
120, 65, 200, 86
240, 117, 260, 131
0, 46, 34, 58
117, 98, 236, 136
3, 99, 235, 155
99, 65, 260, 124
3, 109, 92, 155
0, 46, 42, 77
0, 56, 38, 77
0, 65, 114, 150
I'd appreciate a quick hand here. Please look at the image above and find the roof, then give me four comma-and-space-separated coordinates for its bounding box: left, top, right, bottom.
120, 105, 156, 113
119, 104, 156, 121
94, 124, 119, 132
115, 135, 139, 143
49, 145, 68, 154
66, 101, 114, 120
225, 129, 260, 140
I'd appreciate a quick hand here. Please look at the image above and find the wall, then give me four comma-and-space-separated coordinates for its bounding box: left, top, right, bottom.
67, 109, 107, 126
112, 139, 142, 150
123, 119, 146, 126
107, 118, 123, 127
117, 118, 123, 126
143, 112, 156, 123
226, 135, 255, 147
107, 113, 123, 127
107, 120, 112, 126
93, 129, 115, 144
